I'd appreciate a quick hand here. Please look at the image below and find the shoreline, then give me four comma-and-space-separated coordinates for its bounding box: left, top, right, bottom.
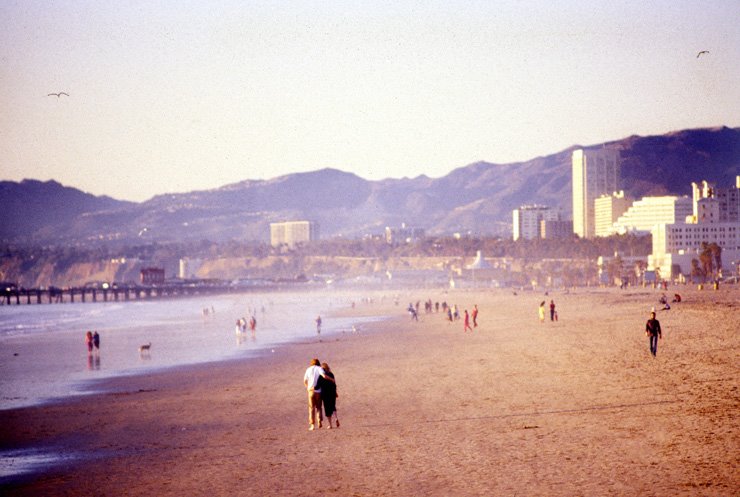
1, 306, 399, 485
2, 287, 738, 496
0, 290, 393, 411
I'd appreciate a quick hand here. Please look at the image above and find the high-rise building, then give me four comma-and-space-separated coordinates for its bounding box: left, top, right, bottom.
512, 205, 559, 240
270, 221, 320, 248
572, 148, 620, 239
594, 191, 632, 237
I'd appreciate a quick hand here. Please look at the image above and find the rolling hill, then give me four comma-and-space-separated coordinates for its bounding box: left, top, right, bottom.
2, 126, 738, 244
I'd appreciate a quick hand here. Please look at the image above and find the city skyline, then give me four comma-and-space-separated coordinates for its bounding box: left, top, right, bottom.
1, 1, 739, 202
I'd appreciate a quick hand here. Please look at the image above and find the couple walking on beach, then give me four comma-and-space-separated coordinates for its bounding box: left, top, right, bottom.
85, 330, 100, 353
303, 358, 339, 431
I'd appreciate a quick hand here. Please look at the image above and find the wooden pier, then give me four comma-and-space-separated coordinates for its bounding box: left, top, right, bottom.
0, 283, 248, 305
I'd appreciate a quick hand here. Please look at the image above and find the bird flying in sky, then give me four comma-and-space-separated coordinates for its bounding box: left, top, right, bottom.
696, 50, 709, 58
47, 92, 69, 97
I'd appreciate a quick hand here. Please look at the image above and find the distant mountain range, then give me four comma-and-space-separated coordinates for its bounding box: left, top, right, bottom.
2, 126, 738, 245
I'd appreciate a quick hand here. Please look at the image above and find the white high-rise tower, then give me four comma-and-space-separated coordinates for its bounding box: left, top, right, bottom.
572, 148, 620, 239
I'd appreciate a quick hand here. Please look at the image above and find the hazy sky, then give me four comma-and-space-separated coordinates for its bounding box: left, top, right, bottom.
1, 0, 738, 202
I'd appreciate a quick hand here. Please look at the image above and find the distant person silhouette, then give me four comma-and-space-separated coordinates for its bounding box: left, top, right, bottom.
549, 300, 556, 321
538, 302, 546, 323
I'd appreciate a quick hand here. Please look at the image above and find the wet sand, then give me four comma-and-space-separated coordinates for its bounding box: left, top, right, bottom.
2, 287, 738, 496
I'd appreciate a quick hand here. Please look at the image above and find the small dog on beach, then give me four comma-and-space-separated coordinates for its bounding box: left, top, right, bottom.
138, 342, 152, 354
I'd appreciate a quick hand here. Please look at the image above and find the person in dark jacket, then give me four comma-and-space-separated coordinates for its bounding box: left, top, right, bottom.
645, 311, 662, 357
319, 362, 339, 429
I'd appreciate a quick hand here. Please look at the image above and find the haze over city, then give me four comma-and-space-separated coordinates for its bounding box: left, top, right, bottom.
1, 0, 738, 202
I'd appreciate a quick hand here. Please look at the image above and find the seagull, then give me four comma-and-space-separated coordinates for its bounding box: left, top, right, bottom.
47, 92, 70, 97
696, 50, 709, 58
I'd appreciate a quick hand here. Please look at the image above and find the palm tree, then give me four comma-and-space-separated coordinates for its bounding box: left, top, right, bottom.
607, 255, 624, 286
699, 242, 714, 281
708, 242, 723, 278
691, 258, 705, 283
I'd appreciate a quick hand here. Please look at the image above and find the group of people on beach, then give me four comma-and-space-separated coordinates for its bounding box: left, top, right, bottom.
303, 358, 339, 430
235, 316, 257, 335
297, 288, 676, 432
534, 294, 665, 357
407, 300, 480, 333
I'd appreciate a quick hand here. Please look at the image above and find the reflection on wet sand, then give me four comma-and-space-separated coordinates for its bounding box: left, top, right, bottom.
87, 353, 101, 370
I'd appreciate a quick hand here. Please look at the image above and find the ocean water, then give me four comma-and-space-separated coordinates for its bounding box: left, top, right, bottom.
0, 290, 383, 411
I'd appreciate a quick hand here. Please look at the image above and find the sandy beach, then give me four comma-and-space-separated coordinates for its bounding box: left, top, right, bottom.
1, 286, 738, 496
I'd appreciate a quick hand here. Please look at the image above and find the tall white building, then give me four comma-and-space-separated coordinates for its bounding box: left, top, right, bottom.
572, 148, 621, 239
513, 205, 559, 240
594, 191, 632, 237
270, 221, 320, 248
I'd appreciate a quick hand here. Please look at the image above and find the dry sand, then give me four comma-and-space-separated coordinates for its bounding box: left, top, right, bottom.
2, 286, 738, 496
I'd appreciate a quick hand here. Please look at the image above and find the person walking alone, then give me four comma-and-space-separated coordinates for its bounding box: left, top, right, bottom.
645, 311, 662, 357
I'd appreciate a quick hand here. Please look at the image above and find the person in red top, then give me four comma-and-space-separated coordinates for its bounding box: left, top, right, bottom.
463, 310, 473, 332
85, 331, 94, 354
549, 300, 556, 321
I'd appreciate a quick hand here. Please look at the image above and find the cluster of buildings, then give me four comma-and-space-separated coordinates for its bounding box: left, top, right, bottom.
650, 179, 740, 279
513, 147, 740, 280
263, 151, 740, 283
268, 220, 428, 248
